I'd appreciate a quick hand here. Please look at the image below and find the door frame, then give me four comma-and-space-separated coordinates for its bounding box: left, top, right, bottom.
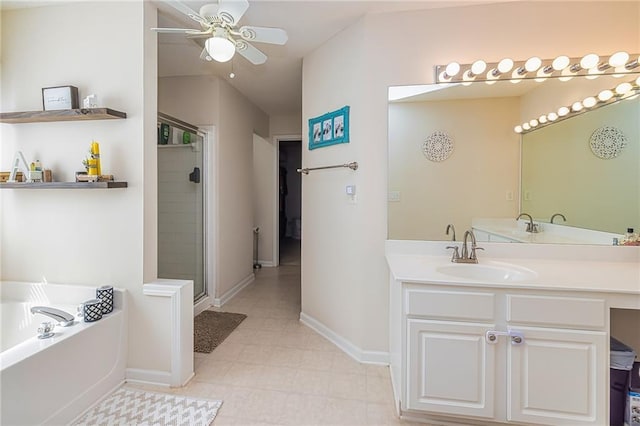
272, 134, 302, 267
194, 125, 217, 317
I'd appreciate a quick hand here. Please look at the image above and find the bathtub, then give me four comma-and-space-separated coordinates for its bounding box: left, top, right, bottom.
0, 281, 128, 425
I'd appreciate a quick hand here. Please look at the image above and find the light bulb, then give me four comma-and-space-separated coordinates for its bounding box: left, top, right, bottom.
438, 70, 452, 82
558, 106, 570, 116
539, 115, 547, 123
445, 62, 461, 77
522, 122, 531, 130
586, 67, 603, 80
524, 56, 542, 72
229, 72, 235, 79
510, 69, 523, 83
547, 112, 558, 121
535, 68, 550, 82
514, 125, 523, 133
552, 55, 570, 71
580, 53, 599, 70
559, 68, 575, 82
609, 51, 629, 67
615, 82, 632, 95
205, 36, 236, 62
497, 58, 514, 73
471, 60, 487, 75
598, 90, 614, 101
571, 101, 583, 112
583, 96, 597, 108
529, 119, 539, 127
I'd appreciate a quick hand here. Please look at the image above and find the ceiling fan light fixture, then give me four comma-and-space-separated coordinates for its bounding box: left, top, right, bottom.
206, 36, 236, 63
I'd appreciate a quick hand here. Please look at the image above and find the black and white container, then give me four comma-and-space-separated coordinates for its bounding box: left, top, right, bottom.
96, 285, 114, 314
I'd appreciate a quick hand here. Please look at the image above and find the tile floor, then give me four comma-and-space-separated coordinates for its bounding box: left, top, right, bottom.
132, 264, 421, 425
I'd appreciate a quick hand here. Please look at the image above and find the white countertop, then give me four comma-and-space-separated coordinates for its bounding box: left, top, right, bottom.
386, 240, 640, 297
472, 218, 622, 245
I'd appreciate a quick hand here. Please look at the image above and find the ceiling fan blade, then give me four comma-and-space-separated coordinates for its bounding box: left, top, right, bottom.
162, 0, 207, 25
234, 40, 267, 65
151, 27, 205, 35
238, 26, 288, 45
217, 0, 249, 26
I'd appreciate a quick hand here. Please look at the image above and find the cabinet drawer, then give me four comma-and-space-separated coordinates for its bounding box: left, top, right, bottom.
506, 294, 606, 329
406, 289, 495, 321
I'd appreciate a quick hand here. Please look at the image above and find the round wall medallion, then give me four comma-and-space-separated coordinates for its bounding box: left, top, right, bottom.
422, 131, 453, 162
589, 126, 627, 159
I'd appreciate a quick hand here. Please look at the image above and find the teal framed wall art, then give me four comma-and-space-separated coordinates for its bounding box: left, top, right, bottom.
308, 106, 350, 150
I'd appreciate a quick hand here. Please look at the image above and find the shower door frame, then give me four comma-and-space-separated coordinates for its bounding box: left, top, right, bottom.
157, 113, 210, 306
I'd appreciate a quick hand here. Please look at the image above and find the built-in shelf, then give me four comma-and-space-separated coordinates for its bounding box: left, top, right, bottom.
0, 108, 127, 123
0, 181, 128, 189
157, 143, 194, 148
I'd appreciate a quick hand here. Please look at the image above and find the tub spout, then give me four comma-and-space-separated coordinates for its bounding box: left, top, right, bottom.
30, 306, 75, 327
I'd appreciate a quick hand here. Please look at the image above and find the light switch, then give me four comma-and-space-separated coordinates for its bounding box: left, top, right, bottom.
346, 185, 356, 196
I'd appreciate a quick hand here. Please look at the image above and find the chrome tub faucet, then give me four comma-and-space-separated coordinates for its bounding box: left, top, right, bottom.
550, 213, 566, 224
30, 306, 75, 327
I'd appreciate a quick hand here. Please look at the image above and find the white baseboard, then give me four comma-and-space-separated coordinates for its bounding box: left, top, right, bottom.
194, 295, 212, 316
299, 312, 389, 365
213, 273, 255, 307
258, 260, 274, 267
125, 368, 172, 387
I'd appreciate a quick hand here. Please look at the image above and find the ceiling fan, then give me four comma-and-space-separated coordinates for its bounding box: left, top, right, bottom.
152, 0, 288, 65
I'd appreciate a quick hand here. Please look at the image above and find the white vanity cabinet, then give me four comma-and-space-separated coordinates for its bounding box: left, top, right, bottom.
396, 284, 607, 425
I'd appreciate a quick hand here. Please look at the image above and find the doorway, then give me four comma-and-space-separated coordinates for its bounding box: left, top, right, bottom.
278, 140, 302, 266
157, 113, 207, 302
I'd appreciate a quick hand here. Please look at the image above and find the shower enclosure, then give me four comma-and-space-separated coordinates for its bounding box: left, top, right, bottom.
157, 112, 207, 302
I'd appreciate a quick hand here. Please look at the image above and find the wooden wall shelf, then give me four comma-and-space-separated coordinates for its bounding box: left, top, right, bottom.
0, 108, 127, 123
0, 181, 128, 189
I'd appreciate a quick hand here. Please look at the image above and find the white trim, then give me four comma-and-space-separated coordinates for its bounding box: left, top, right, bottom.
142, 279, 194, 387
125, 369, 172, 387
199, 125, 217, 308
272, 134, 302, 267
213, 273, 255, 307
258, 260, 274, 267
194, 295, 213, 316
300, 312, 390, 365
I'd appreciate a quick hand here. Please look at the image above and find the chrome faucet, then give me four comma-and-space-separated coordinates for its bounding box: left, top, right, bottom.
550, 213, 566, 224
446, 224, 456, 241
516, 213, 538, 233
30, 306, 75, 327
447, 229, 483, 263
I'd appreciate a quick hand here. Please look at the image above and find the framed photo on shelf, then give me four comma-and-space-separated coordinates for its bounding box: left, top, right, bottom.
42, 85, 79, 111
308, 106, 349, 150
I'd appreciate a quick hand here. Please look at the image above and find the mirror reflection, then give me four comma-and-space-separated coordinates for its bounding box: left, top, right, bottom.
388, 75, 639, 245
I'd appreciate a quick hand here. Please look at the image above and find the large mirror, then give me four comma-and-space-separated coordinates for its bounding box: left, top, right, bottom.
388, 74, 639, 244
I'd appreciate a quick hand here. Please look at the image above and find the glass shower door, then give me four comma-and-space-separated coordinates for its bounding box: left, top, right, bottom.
157, 115, 206, 302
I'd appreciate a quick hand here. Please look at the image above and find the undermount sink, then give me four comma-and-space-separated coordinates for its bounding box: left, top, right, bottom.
436, 262, 537, 283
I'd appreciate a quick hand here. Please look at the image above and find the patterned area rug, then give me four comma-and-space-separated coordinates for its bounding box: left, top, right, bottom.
194, 310, 247, 353
71, 387, 222, 426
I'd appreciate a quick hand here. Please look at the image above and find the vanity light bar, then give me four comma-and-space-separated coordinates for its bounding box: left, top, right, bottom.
435, 52, 640, 84
513, 76, 640, 134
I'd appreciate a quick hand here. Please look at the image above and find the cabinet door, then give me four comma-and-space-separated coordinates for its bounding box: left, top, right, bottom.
507, 327, 607, 425
407, 319, 497, 418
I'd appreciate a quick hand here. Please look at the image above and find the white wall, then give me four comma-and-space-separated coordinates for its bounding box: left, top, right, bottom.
253, 133, 275, 264
302, 1, 640, 357
0, 2, 172, 373
388, 97, 520, 240
158, 76, 269, 298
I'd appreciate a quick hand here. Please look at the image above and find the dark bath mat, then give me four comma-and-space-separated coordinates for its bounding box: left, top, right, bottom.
194, 310, 247, 353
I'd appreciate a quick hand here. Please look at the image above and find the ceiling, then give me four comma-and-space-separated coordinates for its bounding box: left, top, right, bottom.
1, 0, 508, 117
154, 0, 498, 117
